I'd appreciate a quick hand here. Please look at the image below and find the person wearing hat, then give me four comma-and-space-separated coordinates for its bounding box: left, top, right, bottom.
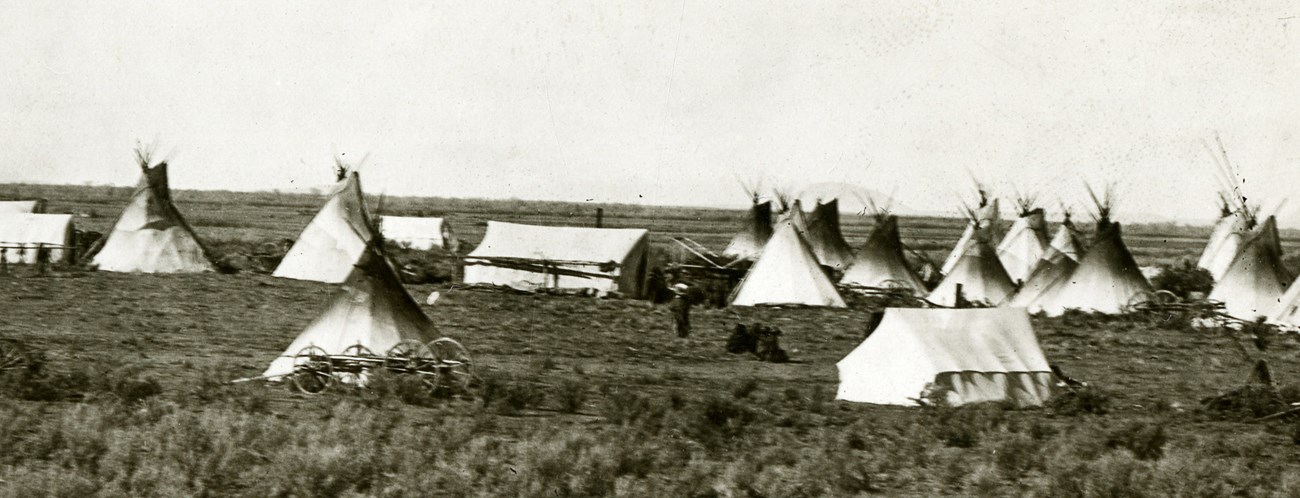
669, 283, 692, 338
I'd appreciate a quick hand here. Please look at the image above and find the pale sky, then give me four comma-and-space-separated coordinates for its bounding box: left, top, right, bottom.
2, 1, 1297, 225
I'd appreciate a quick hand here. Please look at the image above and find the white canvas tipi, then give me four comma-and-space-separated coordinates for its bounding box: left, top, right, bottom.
840, 213, 926, 296
263, 244, 437, 379
730, 203, 846, 307
836, 307, 1054, 407
928, 217, 1015, 307
996, 197, 1049, 283
88, 148, 213, 273
1006, 244, 1078, 309
274, 170, 378, 283
941, 194, 999, 275
1048, 210, 1086, 262
1209, 216, 1290, 320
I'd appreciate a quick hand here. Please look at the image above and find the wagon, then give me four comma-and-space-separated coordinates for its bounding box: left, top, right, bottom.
288, 338, 475, 395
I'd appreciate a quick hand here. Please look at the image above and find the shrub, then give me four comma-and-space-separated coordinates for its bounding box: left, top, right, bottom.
1048, 386, 1112, 416
926, 402, 1009, 449
1105, 421, 1168, 460
1201, 384, 1286, 419
731, 378, 760, 399
554, 379, 587, 414
480, 374, 544, 415
1151, 260, 1213, 299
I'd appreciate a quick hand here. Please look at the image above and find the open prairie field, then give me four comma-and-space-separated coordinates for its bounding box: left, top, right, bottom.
3, 183, 1300, 496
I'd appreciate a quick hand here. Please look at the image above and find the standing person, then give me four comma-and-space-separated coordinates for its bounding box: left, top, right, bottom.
669, 283, 692, 338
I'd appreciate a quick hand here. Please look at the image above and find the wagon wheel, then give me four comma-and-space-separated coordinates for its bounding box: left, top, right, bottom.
291, 345, 334, 395
1124, 291, 1158, 313
385, 339, 434, 373
429, 338, 474, 395
0, 339, 30, 373
336, 344, 375, 386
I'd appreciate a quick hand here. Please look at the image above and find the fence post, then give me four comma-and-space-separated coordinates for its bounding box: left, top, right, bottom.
596, 208, 604, 228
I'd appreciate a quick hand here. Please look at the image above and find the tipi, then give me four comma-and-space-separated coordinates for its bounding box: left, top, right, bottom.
722, 188, 773, 261
928, 211, 1015, 307
1048, 209, 1086, 262
804, 198, 855, 270
1208, 216, 1290, 320
1006, 244, 1079, 309
836, 307, 1054, 407
730, 201, 846, 307
263, 243, 436, 379
0, 200, 46, 213
940, 188, 1000, 275
1198, 136, 1260, 281
1023, 188, 1153, 315
274, 168, 378, 283
839, 203, 926, 296
996, 195, 1049, 283
87, 146, 213, 273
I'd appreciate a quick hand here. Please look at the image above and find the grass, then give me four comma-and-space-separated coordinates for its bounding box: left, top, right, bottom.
4, 185, 1300, 494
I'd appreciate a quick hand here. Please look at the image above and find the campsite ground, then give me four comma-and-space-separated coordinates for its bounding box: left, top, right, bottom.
3, 184, 1300, 496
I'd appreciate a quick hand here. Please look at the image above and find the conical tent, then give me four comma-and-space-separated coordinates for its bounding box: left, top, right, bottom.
722, 199, 773, 260
997, 207, 1048, 283
1048, 213, 1086, 262
1006, 246, 1078, 309
1026, 222, 1153, 315
840, 215, 926, 295
263, 245, 437, 379
1199, 207, 1252, 281
941, 198, 999, 275
928, 221, 1015, 307
274, 172, 377, 283
730, 208, 846, 307
88, 156, 213, 273
804, 198, 855, 270
0, 200, 45, 213
836, 307, 1054, 407
1209, 216, 1290, 320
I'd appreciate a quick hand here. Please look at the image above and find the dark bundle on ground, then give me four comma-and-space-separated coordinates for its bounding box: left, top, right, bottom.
725, 323, 789, 363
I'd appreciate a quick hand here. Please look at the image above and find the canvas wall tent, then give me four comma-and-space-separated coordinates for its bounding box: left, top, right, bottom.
1005, 246, 1078, 309
88, 155, 213, 273
1208, 216, 1291, 320
274, 172, 377, 284
996, 204, 1048, 283
730, 208, 847, 307
1048, 212, 1086, 262
803, 198, 855, 270
1024, 221, 1153, 315
836, 307, 1054, 407
839, 214, 926, 295
0, 214, 74, 264
722, 199, 773, 260
0, 200, 46, 214
380, 216, 458, 252
463, 221, 651, 297
940, 198, 999, 275
263, 246, 437, 379
928, 221, 1015, 307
